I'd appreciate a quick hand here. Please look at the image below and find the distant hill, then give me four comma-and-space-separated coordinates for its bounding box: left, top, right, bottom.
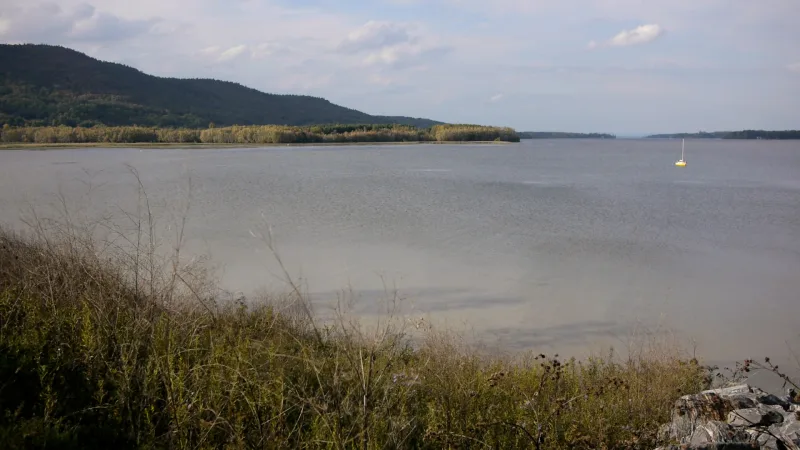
647, 130, 800, 139
0, 44, 443, 128
519, 131, 616, 139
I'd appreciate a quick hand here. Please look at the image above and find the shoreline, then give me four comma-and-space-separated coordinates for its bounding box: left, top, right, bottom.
0, 140, 515, 150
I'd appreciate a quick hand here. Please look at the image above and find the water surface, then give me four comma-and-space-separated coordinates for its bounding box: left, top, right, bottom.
1, 139, 798, 368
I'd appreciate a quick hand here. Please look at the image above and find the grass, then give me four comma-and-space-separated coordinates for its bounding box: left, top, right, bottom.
0, 180, 712, 449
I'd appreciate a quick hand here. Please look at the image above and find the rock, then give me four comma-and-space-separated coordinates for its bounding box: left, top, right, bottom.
728, 395, 760, 410
776, 413, 800, 445
727, 405, 785, 427
690, 421, 752, 446
690, 421, 753, 447
656, 384, 800, 450
702, 385, 757, 397
759, 393, 791, 410
658, 445, 758, 449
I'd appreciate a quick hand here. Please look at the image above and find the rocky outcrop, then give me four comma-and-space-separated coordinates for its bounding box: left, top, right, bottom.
656, 384, 800, 450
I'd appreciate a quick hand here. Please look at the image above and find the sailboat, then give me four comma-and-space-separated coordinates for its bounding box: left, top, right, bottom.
675, 138, 687, 167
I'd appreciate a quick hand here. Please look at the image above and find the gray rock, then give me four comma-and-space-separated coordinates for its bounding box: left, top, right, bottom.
689, 421, 752, 447
658, 445, 758, 449
656, 384, 800, 450
755, 432, 780, 450
777, 415, 800, 445
744, 415, 800, 450
758, 393, 791, 410
702, 385, 757, 397
727, 395, 759, 410
727, 405, 785, 427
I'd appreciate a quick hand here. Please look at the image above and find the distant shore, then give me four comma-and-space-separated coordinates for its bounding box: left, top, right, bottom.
646, 130, 800, 139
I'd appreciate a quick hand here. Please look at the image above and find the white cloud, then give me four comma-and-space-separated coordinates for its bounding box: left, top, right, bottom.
362, 44, 451, 69
334, 20, 451, 70
364, 46, 404, 66
198, 46, 221, 56
787, 62, 800, 73
610, 24, 664, 46
489, 94, 504, 102
195, 44, 252, 63
218, 44, 248, 62
589, 24, 665, 49
338, 21, 415, 53
0, 2, 156, 43
250, 42, 285, 59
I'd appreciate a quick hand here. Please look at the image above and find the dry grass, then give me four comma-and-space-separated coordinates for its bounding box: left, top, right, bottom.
0, 181, 711, 449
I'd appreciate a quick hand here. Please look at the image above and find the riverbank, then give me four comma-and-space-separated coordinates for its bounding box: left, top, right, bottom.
0, 223, 710, 449
0, 140, 514, 150
0, 123, 522, 147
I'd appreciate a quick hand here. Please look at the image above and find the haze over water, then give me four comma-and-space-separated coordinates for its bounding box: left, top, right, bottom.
1, 139, 799, 367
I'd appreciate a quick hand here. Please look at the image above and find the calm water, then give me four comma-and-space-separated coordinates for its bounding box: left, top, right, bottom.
1, 139, 799, 367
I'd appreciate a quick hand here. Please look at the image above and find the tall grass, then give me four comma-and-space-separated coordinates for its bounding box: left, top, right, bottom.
0, 124, 521, 145
0, 191, 708, 449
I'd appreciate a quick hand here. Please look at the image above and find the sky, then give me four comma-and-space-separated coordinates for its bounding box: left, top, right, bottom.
1, 0, 799, 134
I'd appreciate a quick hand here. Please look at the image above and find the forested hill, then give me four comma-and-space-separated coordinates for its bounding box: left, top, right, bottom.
0, 44, 442, 128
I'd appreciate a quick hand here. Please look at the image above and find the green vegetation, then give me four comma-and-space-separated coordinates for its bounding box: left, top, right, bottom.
519, 132, 616, 139
0, 44, 441, 128
0, 124, 520, 145
647, 130, 800, 139
0, 205, 710, 449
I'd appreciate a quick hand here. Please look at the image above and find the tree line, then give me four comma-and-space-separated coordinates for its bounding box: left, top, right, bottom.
647, 130, 800, 140
519, 132, 616, 139
723, 130, 800, 140
0, 124, 520, 144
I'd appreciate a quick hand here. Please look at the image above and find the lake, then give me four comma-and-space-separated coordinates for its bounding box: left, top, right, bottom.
1, 139, 798, 371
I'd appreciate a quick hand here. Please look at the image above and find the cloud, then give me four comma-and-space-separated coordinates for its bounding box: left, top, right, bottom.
489, 93, 504, 102
334, 20, 451, 71
589, 24, 665, 49
195, 44, 252, 63
362, 44, 451, 69
787, 62, 800, 73
217, 44, 248, 62
337, 21, 415, 53
71, 11, 156, 42
0, 2, 156, 43
250, 42, 286, 59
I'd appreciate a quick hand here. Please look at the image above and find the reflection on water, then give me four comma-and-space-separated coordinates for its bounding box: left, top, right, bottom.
0, 139, 799, 369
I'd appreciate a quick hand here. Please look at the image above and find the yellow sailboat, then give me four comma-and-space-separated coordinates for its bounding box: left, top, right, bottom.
675, 138, 687, 167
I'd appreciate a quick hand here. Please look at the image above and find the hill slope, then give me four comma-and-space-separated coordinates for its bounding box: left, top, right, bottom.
0, 44, 442, 128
